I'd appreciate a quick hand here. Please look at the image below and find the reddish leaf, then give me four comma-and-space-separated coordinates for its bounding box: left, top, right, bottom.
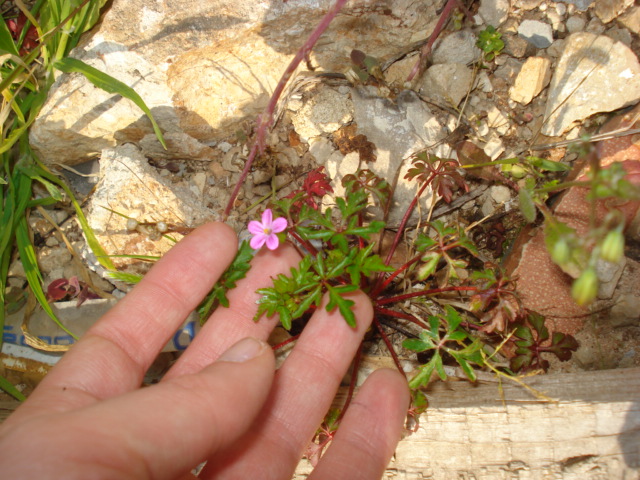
47, 278, 71, 301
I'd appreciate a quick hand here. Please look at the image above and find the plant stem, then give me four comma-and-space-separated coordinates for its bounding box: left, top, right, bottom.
371, 253, 422, 297
383, 174, 435, 267
374, 306, 428, 329
376, 285, 478, 306
406, 0, 460, 82
223, 0, 348, 217
374, 317, 405, 376
337, 341, 363, 423
289, 229, 318, 256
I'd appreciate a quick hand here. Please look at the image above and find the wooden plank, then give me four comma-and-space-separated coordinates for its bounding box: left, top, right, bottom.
294, 367, 640, 479
2, 366, 638, 478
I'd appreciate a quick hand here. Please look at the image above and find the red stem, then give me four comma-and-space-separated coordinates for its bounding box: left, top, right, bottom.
290, 229, 319, 256
337, 341, 363, 423
374, 306, 428, 329
376, 285, 478, 306
384, 174, 434, 267
224, 0, 348, 217
373, 318, 406, 377
371, 253, 422, 298
406, 0, 457, 82
272, 334, 300, 351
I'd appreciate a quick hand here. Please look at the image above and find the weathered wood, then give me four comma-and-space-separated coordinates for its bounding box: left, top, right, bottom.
294, 367, 640, 479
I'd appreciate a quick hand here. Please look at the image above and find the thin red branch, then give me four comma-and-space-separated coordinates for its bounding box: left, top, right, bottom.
337, 341, 363, 423
224, 0, 348, 217
289, 230, 319, 256
272, 334, 300, 351
373, 318, 405, 376
374, 306, 428, 330
371, 253, 422, 298
381, 173, 435, 270
376, 285, 478, 306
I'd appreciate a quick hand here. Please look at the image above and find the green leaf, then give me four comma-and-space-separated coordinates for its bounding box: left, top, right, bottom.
0, 374, 26, 401
32, 175, 63, 201
0, 14, 20, 57
104, 270, 143, 284
443, 304, 463, 331
415, 233, 437, 252
326, 284, 358, 327
518, 187, 537, 223
198, 240, 254, 322
526, 156, 570, 172
26, 161, 116, 271
54, 57, 166, 149
454, 356, 477, 382
16, 216, 78, 340
408, 354, 440, 389
418, 252, 440, 280
403, 338, 431, 352
434, 354, 447, 380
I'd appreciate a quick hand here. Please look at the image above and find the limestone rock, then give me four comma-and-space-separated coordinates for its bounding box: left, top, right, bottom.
347, 88, 449, 225
518, 19, 554, 48
509, 56, 552, 105
560, 0, 594, 11
29, 0, 437, 166
503, 34, 529, 58
618, 5, 640, 34
542, 33, 640, 137
431, 30, 481, 66
478, 0, 511, 27
421, 63, 474, 107
290, 87, 353, 141
86, 144, 212, 275
594, 0, 633, 24
566, 15, 587, 33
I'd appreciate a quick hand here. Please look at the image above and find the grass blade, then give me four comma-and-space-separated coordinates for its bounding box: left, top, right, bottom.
53, 57, 167, 149
0, 15, 20, 56
0, 374, 26, 401
15, 215, 78, 340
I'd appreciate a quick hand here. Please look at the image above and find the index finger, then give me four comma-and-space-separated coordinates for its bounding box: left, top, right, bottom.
11, 222, 237, 423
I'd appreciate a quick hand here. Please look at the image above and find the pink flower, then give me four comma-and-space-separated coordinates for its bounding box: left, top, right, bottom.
248, 209, 288, 250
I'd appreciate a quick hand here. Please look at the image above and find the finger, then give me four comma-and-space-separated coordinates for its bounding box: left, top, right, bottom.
11, 223, 237, 424
201, 291, 374, 480
309, 369, 409, 480
164, 243, 301, 379
0, 338, 275, 480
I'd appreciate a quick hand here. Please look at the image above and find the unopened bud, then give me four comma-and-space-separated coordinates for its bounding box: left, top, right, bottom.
551, 239, 571, 266
571, 268, 598, 306
600, 229, 624, 263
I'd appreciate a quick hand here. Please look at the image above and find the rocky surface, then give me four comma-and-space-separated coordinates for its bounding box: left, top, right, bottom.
85, 144, 213, 274
29, 0, 439, 166
542, 32, 640, 136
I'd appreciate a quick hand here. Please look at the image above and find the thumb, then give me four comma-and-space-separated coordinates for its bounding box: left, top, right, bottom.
5, 338, 275, 480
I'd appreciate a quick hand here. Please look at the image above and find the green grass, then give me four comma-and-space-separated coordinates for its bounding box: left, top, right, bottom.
0, 0, 164, 400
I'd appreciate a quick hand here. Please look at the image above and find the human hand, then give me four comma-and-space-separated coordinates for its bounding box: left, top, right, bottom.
0, 222, 409, 479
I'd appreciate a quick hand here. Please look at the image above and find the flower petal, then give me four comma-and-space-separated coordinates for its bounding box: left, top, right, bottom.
261, 208, 273, 226
265, 234, 280, 250
271, 217, 288, 233
250, 234, 267, 250
248, 220, 264, 235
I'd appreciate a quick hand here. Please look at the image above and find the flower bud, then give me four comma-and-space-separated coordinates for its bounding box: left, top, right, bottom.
571, 268, 598, 306
600, 229, 624, 264
551, 238, 571, 266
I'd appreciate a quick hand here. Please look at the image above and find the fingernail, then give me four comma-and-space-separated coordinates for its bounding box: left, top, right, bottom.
218, 337, 266, 363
